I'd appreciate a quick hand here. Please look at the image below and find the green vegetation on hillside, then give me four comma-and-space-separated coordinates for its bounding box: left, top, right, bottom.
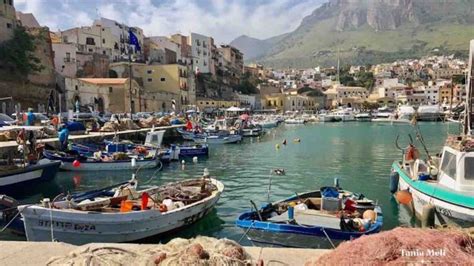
256, 16, 474, 68
0, 26, 43, 77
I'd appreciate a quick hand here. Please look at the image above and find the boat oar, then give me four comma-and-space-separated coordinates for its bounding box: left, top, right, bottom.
250, 200, 263, 221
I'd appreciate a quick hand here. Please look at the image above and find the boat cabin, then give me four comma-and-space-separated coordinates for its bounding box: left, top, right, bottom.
144, 130, 165, 148
437, 145, 474, 192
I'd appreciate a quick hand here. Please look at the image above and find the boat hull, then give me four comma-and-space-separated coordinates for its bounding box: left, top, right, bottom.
0, 159, 61, 191
19, 179, 224, 244
393, 163, 474, 227
59, 158, 159, 171
192, 135, 242, 144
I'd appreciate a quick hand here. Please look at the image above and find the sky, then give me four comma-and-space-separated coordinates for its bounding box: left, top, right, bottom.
14, 0, 326, 43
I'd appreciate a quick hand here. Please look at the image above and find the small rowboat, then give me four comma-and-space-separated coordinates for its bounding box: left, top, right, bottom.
43, 150, 160, 171
192, 133, 242, 144
18, 175, 224, 244
236, 185, 383, 248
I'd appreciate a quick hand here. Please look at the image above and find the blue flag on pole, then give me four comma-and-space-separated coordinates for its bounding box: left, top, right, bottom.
129, 29, 141, 52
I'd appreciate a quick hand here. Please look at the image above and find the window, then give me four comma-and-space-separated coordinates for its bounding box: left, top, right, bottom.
6, 23, 12, 29
147, 78, 152, 82
65, 52, 71, 62
147, 70, 152, 74
464, 157, 474, 180
441, 151, 457, 179
8, 0, 12, 5
75, 85, 78, 91
109, 87, 113, 93
88, 48, 93, 52
160, 78, 165, 82
86, 37, 95, 45
102, 39, 105, 44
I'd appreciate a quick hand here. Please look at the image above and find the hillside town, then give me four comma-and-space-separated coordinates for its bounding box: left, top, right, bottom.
0, 0, 469, 116
0, 1, 473, 265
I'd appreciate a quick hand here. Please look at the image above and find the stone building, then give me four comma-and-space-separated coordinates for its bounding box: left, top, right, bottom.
64, 78, 142, 113
0, 0, 16, 43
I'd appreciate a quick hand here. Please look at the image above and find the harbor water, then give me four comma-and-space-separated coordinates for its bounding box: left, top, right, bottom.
1, 122, 460, 245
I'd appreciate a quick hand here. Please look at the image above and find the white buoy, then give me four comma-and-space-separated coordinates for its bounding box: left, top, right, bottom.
131, 157, 136, 167
192, 156, 198, 163
181, 160, 186, 165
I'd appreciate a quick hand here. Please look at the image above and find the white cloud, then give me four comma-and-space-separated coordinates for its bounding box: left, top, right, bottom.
15, 0, 325, 42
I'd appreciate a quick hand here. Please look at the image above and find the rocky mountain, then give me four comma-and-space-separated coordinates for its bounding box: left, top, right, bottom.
231, 0, 474, 68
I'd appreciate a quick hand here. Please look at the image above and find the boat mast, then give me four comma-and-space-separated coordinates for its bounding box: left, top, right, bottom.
464, 40, 474, 136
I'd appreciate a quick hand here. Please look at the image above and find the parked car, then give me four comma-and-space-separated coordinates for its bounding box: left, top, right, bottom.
0, 113, 15, 126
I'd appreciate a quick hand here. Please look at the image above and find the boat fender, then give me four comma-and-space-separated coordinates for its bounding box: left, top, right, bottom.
389, 171, 399, 193
395, 190, 412, 205
421, 205, 435, 228
193, 156, 198, 163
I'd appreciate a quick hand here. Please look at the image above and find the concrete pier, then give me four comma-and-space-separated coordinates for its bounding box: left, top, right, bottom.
0, 241, 329, 265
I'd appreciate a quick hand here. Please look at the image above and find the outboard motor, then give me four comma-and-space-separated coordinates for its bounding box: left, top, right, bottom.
0, 194, 19, 229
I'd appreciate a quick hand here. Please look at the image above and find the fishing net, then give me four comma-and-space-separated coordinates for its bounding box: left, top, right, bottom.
46, 236, 252, 266
305, 227, 474, 265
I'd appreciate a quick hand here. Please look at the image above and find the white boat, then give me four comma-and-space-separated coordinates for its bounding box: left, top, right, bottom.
391, 40, 474, 228
318, 113, 337, 122
192, 133, 242, 144
18, 175, 224, 244
355, 113, 371, 122
417, 105, 444, 121
333, 108, 355, 122
397, 105, 415, 121
255, 119, 278, 128
284, 118, 306, 124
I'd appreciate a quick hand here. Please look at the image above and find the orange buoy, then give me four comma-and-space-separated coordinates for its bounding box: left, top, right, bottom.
120, 200, 133, 213
395, 190, 413, 205
159, 203, 168, 212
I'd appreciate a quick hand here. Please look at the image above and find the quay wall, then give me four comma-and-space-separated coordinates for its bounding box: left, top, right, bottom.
0, 241, 329, 265
0, 125, 183, 155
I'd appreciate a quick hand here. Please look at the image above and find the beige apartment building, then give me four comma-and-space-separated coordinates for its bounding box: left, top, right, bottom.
0, 0, 16, 43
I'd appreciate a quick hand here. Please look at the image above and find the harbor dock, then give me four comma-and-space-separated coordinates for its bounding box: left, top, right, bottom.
0, 125, 184, 152
0, 241, 329, 265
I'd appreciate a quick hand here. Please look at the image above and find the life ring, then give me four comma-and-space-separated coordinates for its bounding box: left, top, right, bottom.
159, 204, 167, 212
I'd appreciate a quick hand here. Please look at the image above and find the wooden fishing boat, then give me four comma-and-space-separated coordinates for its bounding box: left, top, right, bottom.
17, 175, 224, 244
0, 159, 61, 192
43, 150, 160, 171
236, 186, 383, 248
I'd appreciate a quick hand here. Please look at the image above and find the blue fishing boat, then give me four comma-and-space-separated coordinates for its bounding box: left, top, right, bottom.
0, 159, 61, 192
43, 150, 160, 171
236, 186, 383, 248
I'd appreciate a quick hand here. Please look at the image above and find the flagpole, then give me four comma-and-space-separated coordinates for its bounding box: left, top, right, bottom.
128, 33, 133, 118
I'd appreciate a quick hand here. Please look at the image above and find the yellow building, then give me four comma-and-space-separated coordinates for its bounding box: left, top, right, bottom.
261, 94, 284, 111
0, 0, 16, 43
65, 78, 142, 113
139, 64, 193, 110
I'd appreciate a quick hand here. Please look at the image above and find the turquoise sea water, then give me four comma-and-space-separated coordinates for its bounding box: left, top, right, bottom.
1, 122, 460, 245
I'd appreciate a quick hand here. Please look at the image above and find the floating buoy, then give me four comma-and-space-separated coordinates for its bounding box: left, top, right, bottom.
363, 209, 377, 222
293, 138, 301, 143
274, 169, 285, 175
275, 144, 280, 150
395, 190, 412, 205
131, 157, 136, 167
389, 171, 399, 193
72, 160, 81, 168
282, 139, 287, 145
192, 156, 198, 163
181, 160, 186, 165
